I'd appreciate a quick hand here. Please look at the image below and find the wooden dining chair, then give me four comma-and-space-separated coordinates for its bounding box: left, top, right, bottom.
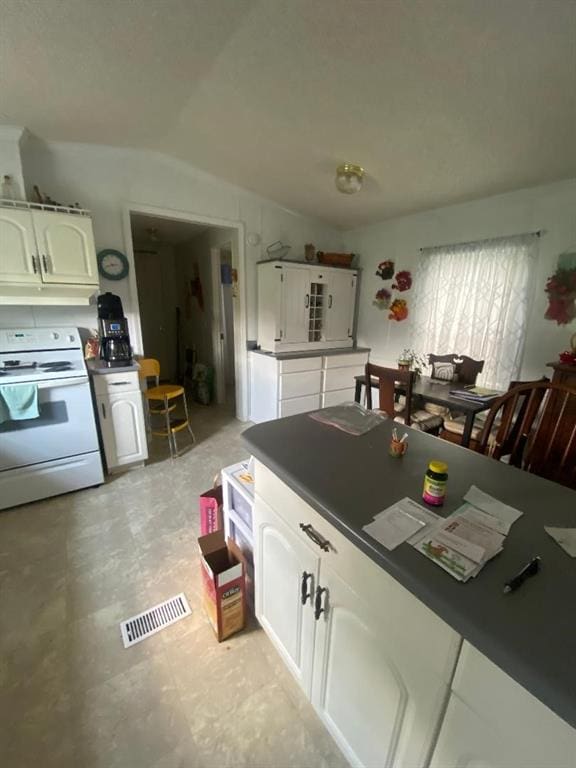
428, 353, 484, 385
364, 363, 443, 431
477, 381, 576, 489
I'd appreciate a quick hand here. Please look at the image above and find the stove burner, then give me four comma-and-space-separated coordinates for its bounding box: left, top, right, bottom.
39, 361, 72, 368
2, 360, 37, 369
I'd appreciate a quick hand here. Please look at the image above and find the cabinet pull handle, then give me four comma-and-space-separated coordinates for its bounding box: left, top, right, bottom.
328, 294, 333, 308
299, 523, 331, 552
314, 586, 327, 621
101, 402, 107, 419
301, 571, 313, 605
42, 254, 49, 272
32, 255, 38, 274
305, 294, 310, 308
110, 381, 129, 385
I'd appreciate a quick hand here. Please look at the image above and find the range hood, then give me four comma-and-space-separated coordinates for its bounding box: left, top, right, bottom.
0, 283, 98, 306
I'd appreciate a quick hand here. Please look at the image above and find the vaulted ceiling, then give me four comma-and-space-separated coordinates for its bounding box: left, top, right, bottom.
1, 0, 575, 228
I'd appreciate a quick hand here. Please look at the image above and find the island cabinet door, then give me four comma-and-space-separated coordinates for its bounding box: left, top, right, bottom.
253, 496, 320, 697
311, 561, 454, 768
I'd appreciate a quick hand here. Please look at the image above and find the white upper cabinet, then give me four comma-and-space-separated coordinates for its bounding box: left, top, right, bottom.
281, 266, 310, 344
257, 260, 358, 352
0, 205, 99, 288
33, 211, 98, 285
325, 270, 356, 342
0, 208, 40, 283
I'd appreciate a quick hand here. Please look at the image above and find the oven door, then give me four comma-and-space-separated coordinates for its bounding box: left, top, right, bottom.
0, 376, 100, 472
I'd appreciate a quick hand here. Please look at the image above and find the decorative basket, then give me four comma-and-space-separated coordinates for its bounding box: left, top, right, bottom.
316, 251, 355, 267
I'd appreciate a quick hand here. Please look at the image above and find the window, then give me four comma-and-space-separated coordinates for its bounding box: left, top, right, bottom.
411, 235, 538, 389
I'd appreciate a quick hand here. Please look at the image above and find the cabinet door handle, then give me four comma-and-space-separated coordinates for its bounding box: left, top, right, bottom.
32, 255, 38, 274
110, 381, 130, 386
101, 402, 107, 419
42, 254, 49, 272
299, 523, 331, 552
305, 294, 310, 308
328, 294, 333, 308
314, 586, 327, 621
301, 571, 313, 605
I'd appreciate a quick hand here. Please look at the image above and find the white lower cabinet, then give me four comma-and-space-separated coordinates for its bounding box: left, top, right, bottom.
430, 643, 576, 768
253, 463, 461, 768
96, 389, 148, 471
254, 496, 319, 694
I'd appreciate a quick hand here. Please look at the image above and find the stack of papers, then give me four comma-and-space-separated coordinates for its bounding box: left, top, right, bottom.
363, 498, 441, 551
449, 385, 500, 403
414, 486, 523, 581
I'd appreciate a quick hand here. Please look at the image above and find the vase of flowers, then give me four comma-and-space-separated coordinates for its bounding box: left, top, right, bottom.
398, 348, 427, 376
544, 267, 576, 325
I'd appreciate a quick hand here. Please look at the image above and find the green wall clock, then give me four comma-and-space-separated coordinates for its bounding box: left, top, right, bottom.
97, 249, 130, 280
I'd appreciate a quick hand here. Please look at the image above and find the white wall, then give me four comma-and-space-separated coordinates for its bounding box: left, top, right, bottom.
346, 179, 576, 382
15, 136, 343, 345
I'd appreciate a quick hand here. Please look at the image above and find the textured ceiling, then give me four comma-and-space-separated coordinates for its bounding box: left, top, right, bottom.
1, 0, 575, 228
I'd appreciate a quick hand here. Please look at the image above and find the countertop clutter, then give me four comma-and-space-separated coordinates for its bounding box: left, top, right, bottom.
243, 413, 576, 731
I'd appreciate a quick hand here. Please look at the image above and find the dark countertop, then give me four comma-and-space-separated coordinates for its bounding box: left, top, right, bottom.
87, 359, 140, 375
251, 347, 370, 360
243, 414, 576, 729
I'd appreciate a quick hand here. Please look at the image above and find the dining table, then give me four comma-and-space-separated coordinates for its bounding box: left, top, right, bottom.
354, 374, 501, 448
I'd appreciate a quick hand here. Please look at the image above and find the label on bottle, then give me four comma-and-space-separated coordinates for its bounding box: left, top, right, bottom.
423, 475, 447, 506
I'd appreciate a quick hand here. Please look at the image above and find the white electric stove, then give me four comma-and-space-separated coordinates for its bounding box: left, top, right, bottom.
0, 327, 104, 510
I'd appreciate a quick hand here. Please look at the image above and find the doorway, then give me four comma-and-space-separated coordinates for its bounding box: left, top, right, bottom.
129, 211, 242, 417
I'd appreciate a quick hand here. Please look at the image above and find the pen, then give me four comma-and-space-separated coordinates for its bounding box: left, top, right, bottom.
503, 556, 541, 594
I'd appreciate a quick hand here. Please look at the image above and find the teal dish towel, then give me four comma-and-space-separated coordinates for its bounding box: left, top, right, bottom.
0, 384, 40, 424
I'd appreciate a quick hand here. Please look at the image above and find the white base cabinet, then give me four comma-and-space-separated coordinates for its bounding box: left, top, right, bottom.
430, 643, 576, 768
249, 349, 368, 423
254, 461, 576, 768
254, 461, 461, 768
92, 371, 148, 472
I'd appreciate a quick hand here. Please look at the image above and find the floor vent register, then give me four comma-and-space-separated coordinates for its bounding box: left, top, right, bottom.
120, 593, 191, 648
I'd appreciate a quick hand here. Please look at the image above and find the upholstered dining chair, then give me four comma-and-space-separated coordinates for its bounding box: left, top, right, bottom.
364, 363, 443, 432
477, 381, 576, 490
428, 353, 484, 385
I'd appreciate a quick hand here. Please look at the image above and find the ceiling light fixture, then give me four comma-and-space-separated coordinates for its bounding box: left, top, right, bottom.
335, 163, 364, 195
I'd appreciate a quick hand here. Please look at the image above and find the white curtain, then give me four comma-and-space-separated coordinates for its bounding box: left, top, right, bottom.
411, 234, 537, 389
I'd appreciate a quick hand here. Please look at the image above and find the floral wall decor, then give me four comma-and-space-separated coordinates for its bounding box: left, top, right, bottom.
392, 270, 412, 292
544, 266, 576, 325
389, 298, 408, 322
376, 260, 395, 280
373, 288, 391, 309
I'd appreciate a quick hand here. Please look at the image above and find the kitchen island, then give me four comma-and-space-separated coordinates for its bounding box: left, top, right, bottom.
243, 414, 576, 768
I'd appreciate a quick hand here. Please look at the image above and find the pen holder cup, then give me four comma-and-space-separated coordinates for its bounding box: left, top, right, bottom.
389, 438, 408, 458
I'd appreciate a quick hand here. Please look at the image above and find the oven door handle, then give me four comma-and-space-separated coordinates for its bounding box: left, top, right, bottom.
36, 376, 89, 390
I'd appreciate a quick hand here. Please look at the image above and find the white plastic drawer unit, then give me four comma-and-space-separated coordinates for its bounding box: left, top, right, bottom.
279, 370, 322, 400
92, 370, 140, 396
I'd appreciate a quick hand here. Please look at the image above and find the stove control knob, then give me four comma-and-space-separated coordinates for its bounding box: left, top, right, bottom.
51, 332, 60, 340
67, 334, 75, 342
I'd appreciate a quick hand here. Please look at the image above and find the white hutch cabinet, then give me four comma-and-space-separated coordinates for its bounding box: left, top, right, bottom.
257, 260, 358, 353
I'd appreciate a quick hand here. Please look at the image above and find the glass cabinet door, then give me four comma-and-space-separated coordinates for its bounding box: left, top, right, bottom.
308, 281, 326, 342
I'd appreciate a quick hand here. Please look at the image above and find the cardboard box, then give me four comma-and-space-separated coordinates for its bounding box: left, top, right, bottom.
198, 530, 246, 641
199, 486, 223, 535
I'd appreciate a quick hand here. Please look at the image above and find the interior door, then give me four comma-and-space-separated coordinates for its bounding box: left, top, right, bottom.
0, 208, 41, 284
32, 210, 98, 284
281, 266, 310, 343
253, 496, 319, 696
325, 271, 356, 342
311, 562, 451, 768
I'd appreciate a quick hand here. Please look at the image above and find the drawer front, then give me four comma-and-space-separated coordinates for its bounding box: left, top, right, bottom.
322, 365, 364, 392
279, 370, 322, 400
254, 460, 460, 681
279, 394, 320, 418
323, 351, 369, 369
321, 387, 356, 408
279, 357, 322, 374
92, 371, 140, 396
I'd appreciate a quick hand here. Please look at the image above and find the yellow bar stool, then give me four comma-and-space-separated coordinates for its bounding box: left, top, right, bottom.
138, 358, 195, 458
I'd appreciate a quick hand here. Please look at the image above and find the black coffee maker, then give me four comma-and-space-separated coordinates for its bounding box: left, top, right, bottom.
97, 292, 133, 368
